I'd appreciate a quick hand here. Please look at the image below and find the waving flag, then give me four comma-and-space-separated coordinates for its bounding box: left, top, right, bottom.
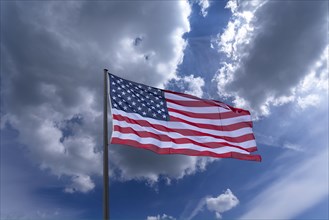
109, 74, 261, 162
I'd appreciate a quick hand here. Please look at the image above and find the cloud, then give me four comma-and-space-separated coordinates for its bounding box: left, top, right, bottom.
110, 145, 213, 184
239, 84, 329, 219
206, 189, 239, 219
184, 197, 208, 220
146, 214, 176, 220
297, 94, 321, 110
166, 74, 205, 98
64, 174, 95, 193
186, 189, 239, 220
255, 133, 304, 152
195, 0, 210, 17
212, 0, 328, 117
294, 45, 328, 110
1, 1, 200, 192
240, 148, 329, 219
181, 75, 205, 97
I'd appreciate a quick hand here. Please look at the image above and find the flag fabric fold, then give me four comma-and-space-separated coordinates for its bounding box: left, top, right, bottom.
109, 73, 261, 162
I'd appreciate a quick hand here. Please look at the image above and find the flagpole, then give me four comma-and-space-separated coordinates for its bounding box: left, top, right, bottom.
103, 68, 109, 220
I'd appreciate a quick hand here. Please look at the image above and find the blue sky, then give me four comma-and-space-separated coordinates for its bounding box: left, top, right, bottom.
1, 1, 328, 220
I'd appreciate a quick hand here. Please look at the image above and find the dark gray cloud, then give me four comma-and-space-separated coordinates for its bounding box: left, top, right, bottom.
214, 0, 328, 116
110, 145, 212, 183
1, 1, 213, 193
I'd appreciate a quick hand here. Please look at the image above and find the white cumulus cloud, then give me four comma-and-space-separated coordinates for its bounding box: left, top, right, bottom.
196, 0, 210, 17
186, 189, 239, 220
64, 174, 95, 193
212, 0, 328, 117
206, 189, 239, 219
1, 0, 199, 193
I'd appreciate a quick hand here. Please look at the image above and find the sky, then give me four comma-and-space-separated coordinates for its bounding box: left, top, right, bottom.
1, 0, 328, 220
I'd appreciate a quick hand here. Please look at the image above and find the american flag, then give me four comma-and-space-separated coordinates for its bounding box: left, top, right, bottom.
109, 73, 261, 162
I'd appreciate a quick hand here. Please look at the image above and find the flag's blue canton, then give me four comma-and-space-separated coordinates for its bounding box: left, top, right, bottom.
109, 74, 169, 121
